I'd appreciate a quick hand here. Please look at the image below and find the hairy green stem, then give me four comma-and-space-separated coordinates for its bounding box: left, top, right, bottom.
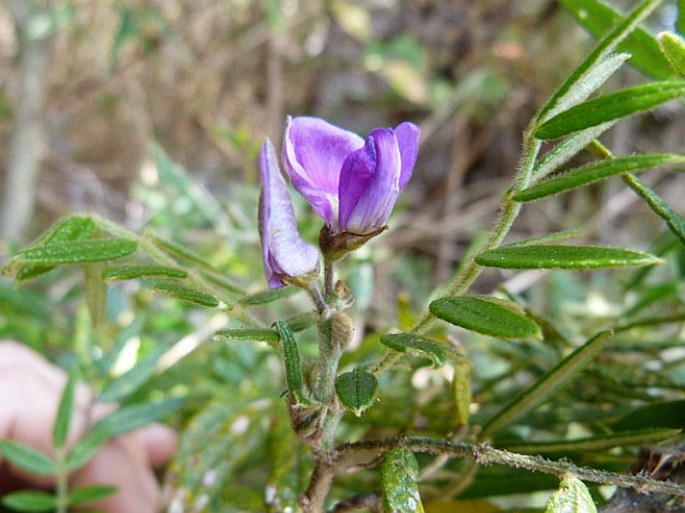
336, 436, 685, 498
409, 133, 542, 333
324, 260, 335, 296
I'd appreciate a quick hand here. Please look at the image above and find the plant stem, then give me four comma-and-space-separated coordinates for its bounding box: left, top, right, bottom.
336, 436, 685, 498
324, 260, 335, 295
409, 133, 542, 335
55, 446, 68, 513
92, 215, 260, 328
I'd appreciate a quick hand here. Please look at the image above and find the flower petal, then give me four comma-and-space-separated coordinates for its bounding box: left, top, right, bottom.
393, 122, 420, 188
338, 128, 402, 234
259, 139, 319, 288
282, 116, 364, 224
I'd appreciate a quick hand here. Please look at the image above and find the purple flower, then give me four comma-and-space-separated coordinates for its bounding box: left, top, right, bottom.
259, 138, 319, 289
282, 116, 420, 235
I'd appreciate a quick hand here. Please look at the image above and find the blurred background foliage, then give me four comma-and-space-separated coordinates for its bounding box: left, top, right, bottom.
1, 0, 685, 511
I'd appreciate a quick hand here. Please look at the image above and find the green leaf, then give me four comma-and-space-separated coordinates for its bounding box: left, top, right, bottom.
0, 440, 55, 476
12, 239, 138, 265
380, 448, 425, 513
1, 491, 57, 512
264, 406, 311, 512
482, 331, 612, 437
452, 355, 472, 429
475, 245, 662, 269
33, 216, 96, 246
99, 347, 164, 402
613, 399, 685, 430
379, 333, 446, 366
93, 396, 186, 437
65, 428, 110, 471
68, 485, 117, 505
501, 428, 680, 454
533, 121, 617, 179
503, 230, 584, 248
430, 296, 542, 339
214, 328, 280, 343
537, 81, 685, 140
200, 270, 245, 295
622, 173, 685, 247
85, 262, 107, 328
516, 154, 685, 202
239, 286, 301, 306
151, 235, 215, 270
540, 52, 630, 122
283, 310, 318, 332
559, 0, 673, 80
545, 475, 597, 513
53, 368, 77, 449
103, 265, 188, 281
151, 280, 221, 308
274, 321, 309, 405
539, 0, 665, 121
535, 81, 685, 139
679, 0, 685, 34
658, 32, 685, 76
615, 312, 685, 332
335, 368, 378, 416
14, 216, 96, 282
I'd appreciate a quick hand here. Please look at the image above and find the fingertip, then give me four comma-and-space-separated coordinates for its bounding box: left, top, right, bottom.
135, 424, 178, 468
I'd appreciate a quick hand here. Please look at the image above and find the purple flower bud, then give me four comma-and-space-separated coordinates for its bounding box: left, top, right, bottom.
259, 139, 319, 289
283, 116, 420, 235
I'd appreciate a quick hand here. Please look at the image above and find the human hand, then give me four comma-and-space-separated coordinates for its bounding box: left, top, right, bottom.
0, 340, 177, 513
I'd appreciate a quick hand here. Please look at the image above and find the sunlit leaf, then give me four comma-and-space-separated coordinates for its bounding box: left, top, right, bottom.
559, 0, 672, 79
539, 0, 665, 121
540, 52, 630, 122
533, 122, 616, 179
430, 296, 542, 339
545, 475, 597, 513
336, 368, 378, 416
475, 245, 662, 269
482, 331, 612, 436
537, 82, 685, 140
658, 32, 685, 76
516, 154, 685, 202
380, 448, 425, 513
330, 0, 371, 42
